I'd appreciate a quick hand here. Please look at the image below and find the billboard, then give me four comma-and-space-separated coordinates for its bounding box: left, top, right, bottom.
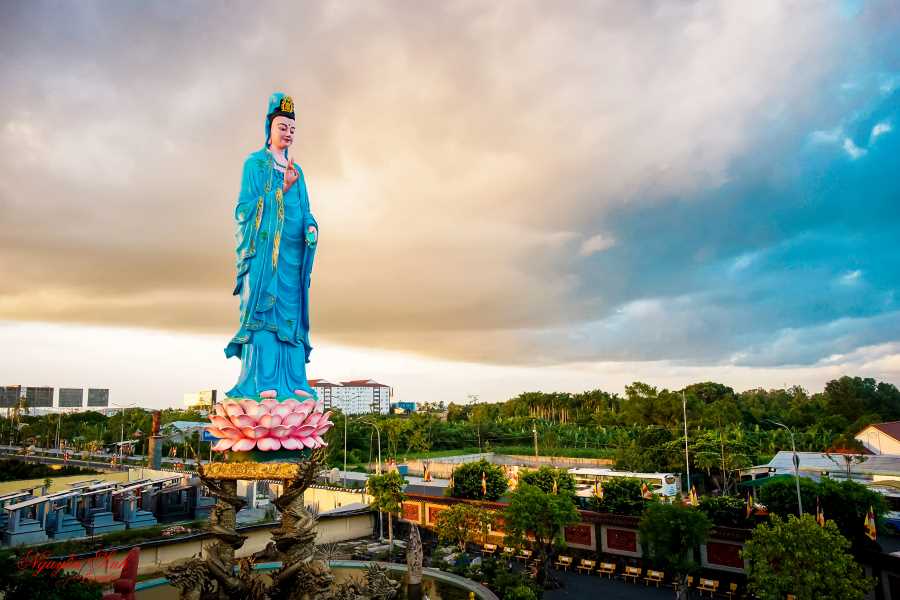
185, 389, 217, 410
87, 388, 110, 407
200, 428, 219, 443
59, 388, 84, 408
0, 386, 21, 408
25, 386, 54, 408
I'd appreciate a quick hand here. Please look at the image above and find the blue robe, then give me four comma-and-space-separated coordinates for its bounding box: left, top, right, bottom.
224, 148, 318, 400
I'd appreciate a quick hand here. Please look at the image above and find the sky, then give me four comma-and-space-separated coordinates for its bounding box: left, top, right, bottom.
1, 1, 899, 409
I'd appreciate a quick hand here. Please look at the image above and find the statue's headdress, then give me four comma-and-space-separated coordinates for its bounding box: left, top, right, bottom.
265, 92, 296, 149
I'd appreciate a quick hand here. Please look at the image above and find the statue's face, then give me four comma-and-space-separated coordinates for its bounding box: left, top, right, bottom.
270, 116, 296, 150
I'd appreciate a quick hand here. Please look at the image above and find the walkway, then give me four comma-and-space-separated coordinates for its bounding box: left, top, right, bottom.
544, 570, 674, 599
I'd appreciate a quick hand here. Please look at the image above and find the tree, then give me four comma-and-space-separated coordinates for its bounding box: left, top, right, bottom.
743, 514, 873, 600
519, 466, 576, 497
448, 459, 507, 501
639, 503, 711, 599
434, 503, 497, 551
503, 483, 579, 585
366, 471, 406, 555
759, 476, 887, 555
697, 495, 751, 528
587, 478, 649, 516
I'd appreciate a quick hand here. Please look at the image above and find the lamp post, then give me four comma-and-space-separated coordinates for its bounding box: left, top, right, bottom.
111, 402, 138, 468
361, 419, 382, 475
767, 419, 803, 516
682, 391, 691, 493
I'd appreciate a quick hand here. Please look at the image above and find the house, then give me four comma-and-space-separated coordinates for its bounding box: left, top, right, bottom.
856, 422, 900, 456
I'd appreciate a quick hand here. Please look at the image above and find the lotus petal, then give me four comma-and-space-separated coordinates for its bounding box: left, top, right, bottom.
257, 437, 282, 451
224, 403, 245, 417
232, 438, 257, 452
305, 413, 321, 428
239, 399, 258, 414
232, 414, 256, 429
219, 426, 243, 440
298, 399, 317, 413
282, 412, 304, 427
270, 425, 291, 438
281, 437, 302, 450
294, 425, 316, 438
259, 414, 282, 428
206, 427, 228, 438
273, 404, 292, 418
317, 423, 334, 435
210, 416, 232, 429
300, 436, 317, 449
212, 438, 236, 452
214, 404, 227, 417
247, 403, 268, 419
281, 399, 299, 411
261, 398, 279, 411
313, 435, 327, 446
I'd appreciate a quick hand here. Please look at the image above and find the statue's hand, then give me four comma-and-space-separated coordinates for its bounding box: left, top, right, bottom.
284, 163, 299, 191
306, 225, 318, 246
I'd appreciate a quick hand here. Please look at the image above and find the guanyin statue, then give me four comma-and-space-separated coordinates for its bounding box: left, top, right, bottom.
207, 92, 331, 453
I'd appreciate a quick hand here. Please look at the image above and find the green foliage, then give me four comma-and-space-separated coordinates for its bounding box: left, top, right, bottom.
366, 471, 406, 513
478, 557, 543, 599
587, 478, 649, 516
759, 476, 887, 554
0, 549, 102, 600
519, 466, 575, 496
744, 514, 874, 600
638, 503, 711, 576
698, 495, 751, 528
448, 459, 507, 500
504, 483, 579, 583
434, 503, 497, 550
757, 476, 818, 518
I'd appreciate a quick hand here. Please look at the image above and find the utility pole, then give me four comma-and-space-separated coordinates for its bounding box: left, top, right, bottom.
468, 394, 481, 453
768, 419, 803, 516
683, 391, 692, 493
343, 412, 348, 487
533, 423, 539, 461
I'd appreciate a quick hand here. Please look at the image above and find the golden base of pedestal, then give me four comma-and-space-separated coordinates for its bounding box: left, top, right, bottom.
200, 462, 306, 480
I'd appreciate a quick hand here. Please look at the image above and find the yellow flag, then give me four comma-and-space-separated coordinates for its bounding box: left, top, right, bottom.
865, 505, 877, 541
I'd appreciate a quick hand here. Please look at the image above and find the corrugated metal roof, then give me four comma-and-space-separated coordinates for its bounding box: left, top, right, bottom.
762, 451, 900, 476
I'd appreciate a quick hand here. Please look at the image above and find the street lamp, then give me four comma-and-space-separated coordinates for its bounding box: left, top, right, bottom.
767, 419, 803, 516
360, 419, 382, 475
111, 402, 138, 467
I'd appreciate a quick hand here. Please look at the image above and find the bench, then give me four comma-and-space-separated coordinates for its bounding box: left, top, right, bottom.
516, 549, 533, 563
481, 543, 497, 556
697, 578, 719, 597
576, 559, 596, 575
553, 555, 573, 571
502, 546, 516, 558
596, 562, 616, 578
724, 582, 739, 599
623, 566, 642, 583
644, 569, 664, 587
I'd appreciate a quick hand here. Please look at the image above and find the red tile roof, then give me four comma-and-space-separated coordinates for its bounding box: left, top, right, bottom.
341, 379, 388, 387
870, 421, 900, 441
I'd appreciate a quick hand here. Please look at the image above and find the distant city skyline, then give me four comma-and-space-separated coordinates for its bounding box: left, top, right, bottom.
2, 2, 899, 409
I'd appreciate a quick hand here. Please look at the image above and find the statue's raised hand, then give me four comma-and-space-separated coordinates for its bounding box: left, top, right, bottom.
284, 161, 299, 192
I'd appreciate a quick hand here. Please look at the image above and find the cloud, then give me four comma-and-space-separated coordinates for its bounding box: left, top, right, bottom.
872, 121, 892, 140
579, 233, 615, 256
0, 0, 898, 376
843, 137, 867, 159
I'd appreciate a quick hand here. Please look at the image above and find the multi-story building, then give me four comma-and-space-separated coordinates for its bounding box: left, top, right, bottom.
308, 379, 392, 415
